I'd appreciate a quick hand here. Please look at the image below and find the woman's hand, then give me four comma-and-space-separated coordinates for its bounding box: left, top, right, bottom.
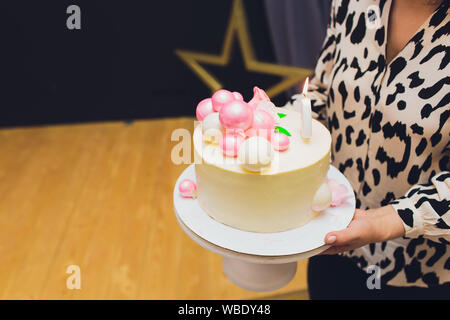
320, 205, 406, 255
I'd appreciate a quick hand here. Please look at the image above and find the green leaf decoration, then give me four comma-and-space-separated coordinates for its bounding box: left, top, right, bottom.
275, 126, 291, 136
277, 113, 287, 119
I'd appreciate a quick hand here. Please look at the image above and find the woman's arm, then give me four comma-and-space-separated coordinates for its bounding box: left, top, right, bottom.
284, 2, 337, 126
390, 171, 450, 243
322, 171, 450, 255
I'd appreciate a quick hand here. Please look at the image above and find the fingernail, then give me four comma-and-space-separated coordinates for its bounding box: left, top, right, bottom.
326, 235, 336, 244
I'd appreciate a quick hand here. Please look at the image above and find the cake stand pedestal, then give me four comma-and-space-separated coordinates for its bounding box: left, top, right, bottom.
174, 164, 355, 292
175, 211, 329, 292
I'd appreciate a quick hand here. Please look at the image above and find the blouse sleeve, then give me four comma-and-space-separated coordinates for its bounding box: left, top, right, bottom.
390, 171, 450, 244
284, 1, 337, 127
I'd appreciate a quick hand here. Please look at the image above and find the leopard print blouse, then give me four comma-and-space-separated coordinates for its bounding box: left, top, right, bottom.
286, 0, 449, 287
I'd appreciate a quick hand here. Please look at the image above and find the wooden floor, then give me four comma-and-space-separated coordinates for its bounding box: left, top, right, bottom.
0, 118, 309, 300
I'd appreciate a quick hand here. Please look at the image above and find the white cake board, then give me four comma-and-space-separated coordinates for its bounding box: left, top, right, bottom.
174, 164, 355, 292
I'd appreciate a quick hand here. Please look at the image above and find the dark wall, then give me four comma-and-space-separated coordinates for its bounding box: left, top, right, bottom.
0, 0, 285, 127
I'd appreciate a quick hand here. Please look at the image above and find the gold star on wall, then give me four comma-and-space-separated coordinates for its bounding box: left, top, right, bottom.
175, 0, 312, 98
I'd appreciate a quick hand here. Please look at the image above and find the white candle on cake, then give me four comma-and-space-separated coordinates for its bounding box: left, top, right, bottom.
299, 77, 312, 139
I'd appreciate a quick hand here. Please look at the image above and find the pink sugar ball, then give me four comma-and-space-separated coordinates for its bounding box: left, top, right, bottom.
220, 133, 244, 157
271, 132, 290, 151
219, 100, 254, 131
245, 110, 275, 140
211, 89, 235, 112
232, 91, 244, 101
178, 179, 197, 198
196, 98, 214, 121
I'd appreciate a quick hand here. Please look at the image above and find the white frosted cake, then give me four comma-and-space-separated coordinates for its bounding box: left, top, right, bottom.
191, 87, 332, 233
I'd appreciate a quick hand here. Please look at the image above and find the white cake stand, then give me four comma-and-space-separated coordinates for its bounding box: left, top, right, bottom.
174, 164, 355, 292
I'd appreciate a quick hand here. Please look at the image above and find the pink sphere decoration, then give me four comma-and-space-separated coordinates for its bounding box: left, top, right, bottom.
196, 98, 214, 121
219, 100, 254, 131
179, 179, 197, 198
245, 110, 275, 140
232, 91, 244, 101
271, 132, 290, 151
211, 89, 235, 112
220, 133, 244, 157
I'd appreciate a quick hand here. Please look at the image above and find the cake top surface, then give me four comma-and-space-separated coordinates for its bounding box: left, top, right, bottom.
194, 105, 331, 175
